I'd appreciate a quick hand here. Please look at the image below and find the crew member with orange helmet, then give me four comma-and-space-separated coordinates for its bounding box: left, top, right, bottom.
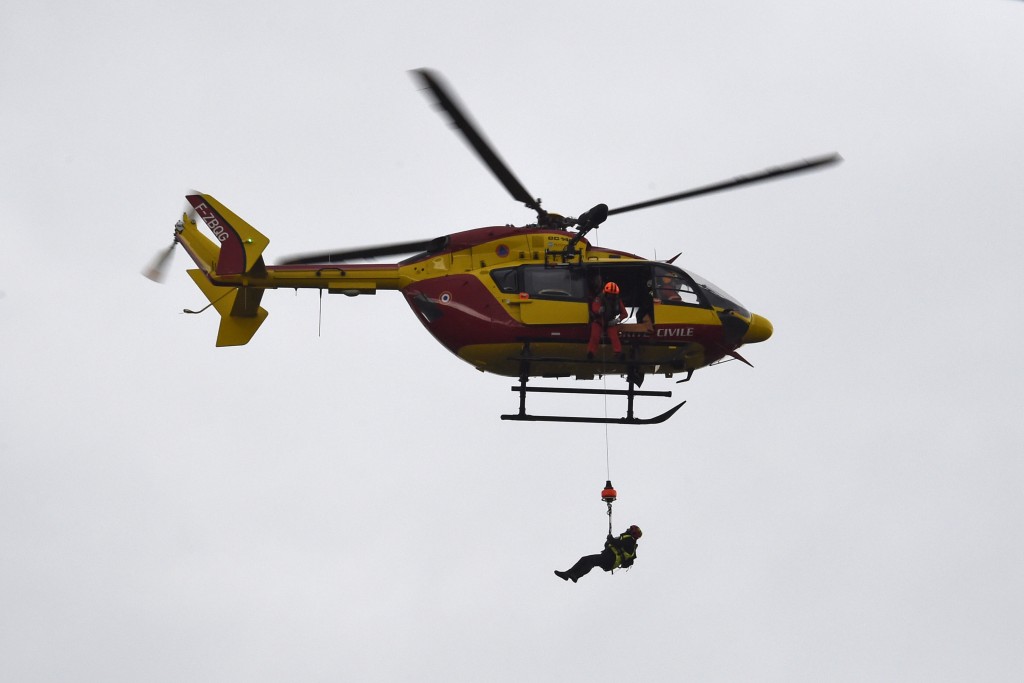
555, 525, 642, 583
656, 274, 683, 302
587, 281, 629, 359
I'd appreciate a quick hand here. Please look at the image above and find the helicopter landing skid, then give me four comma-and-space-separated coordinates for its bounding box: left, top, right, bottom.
500, 378, 686, 425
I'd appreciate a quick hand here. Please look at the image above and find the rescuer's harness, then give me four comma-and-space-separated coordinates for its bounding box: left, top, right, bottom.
607, 533, 637, 569
592, 293, 623, 326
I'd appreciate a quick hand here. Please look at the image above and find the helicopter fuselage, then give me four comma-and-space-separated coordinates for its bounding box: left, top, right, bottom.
257, 223, 772, 379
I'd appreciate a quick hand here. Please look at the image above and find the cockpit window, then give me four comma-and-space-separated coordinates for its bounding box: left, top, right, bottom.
652, 266, 701, 306
685, 269, 749, 316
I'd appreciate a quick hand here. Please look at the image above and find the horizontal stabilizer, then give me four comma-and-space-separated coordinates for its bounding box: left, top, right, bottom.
187, 269, 268, 347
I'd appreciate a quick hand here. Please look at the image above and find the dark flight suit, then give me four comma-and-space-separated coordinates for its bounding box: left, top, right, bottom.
555, 532, 639, 583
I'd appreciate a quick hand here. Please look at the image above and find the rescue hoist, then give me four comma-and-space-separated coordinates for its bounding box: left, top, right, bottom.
601, 480, 617, 536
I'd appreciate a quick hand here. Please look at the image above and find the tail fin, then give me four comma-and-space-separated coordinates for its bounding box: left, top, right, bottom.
185, 193, 270, 276
176, 193, 271, 346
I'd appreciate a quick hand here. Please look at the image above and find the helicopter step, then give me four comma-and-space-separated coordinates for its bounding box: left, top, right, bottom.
501, 376, 685, 425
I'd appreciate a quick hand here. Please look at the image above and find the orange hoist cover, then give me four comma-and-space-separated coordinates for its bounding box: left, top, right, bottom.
601, 480, 617, 503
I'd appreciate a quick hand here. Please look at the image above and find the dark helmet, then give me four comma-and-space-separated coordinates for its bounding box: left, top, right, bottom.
627, 525, 642, 538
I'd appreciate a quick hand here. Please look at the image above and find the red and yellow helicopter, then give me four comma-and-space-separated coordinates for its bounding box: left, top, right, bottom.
147, 69, 840, 424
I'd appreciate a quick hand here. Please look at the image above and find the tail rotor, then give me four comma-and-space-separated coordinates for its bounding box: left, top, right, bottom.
142, 241, 177, 283
142, 194, 199, 283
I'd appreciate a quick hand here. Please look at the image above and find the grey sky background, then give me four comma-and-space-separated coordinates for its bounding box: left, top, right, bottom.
2, 1, 1022, 681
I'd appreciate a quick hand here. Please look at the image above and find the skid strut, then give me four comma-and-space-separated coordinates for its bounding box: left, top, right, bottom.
501, 371, 685, 425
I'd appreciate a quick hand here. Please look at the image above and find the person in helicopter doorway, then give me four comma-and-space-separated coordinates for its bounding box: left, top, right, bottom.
554, 525, 642, 583
587, 281, 629, 360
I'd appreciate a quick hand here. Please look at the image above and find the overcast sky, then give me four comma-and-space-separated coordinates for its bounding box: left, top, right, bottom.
2, 1, 1023, 681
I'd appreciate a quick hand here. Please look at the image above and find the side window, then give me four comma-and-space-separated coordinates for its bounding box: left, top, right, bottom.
491, 267, 519, 294
653, 266, 702, 306
522, 266, 587, 299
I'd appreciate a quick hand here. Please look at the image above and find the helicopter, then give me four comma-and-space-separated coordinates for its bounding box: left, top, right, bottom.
146, 69, 840, 424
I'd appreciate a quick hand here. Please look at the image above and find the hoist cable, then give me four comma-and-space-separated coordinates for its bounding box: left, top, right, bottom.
603, 372, 611, 481
602, 370, 613, 536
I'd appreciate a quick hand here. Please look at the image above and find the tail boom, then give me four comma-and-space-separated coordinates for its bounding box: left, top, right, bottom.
173, 192, 402, 346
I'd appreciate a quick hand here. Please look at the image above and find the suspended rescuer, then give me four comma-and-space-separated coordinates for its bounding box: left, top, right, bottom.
587, 282, 629, 359
554, 525, 642, 583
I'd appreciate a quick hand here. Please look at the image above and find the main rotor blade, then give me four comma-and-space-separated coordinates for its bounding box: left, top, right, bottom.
278, 236, 449, 265
607, 152, 842, 216
411, 69, 542, 216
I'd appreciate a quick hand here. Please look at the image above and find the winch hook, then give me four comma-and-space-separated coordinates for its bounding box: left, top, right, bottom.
601, 480, 617, 535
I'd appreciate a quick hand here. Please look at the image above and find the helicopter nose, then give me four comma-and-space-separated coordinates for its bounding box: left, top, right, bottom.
742, 313, 773, 344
